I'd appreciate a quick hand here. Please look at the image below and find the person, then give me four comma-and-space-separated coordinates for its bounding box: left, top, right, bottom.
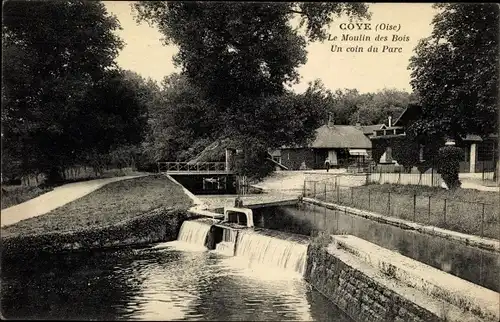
324, 158, 331, 172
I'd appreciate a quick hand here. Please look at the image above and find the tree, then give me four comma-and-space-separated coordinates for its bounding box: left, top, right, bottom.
141, 73, 218, 164
326, 88, 415, 126
408, 4, 498, 146
2, 1, 148, 183
133, 2, 371, 178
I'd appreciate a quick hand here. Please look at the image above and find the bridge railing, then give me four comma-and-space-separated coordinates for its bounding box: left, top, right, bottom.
158, 162, 229, 173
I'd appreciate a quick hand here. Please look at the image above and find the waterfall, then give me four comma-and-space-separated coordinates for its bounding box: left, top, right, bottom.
234, 231, 308, 275
215, 227, 239, 256
177, 220, 212, 246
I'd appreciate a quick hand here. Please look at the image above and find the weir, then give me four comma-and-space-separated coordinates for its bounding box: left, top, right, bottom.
177, 219, 213, 246
173, 200, 499, 322
214, 226, 238, 256
176, 218, 308, 275
235, 230, 308, 275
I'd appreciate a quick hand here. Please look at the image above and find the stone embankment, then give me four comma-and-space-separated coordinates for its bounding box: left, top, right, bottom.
306, 236, 499, 322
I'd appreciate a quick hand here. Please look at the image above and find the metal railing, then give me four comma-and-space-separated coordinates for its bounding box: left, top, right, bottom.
157, 162, 229, 173
303, 180, 498, 239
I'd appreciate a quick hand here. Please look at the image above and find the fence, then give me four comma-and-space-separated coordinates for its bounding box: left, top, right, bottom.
303, 180, 498, 239
157, 162, 228, 173
367, 171, 443, 187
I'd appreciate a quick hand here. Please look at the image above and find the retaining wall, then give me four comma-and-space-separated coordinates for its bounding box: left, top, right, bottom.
1, 207, 199, 261
252, 201, 500, 292
305, 240, 497, 322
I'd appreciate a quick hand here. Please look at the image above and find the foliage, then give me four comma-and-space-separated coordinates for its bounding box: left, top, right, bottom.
2, 1, 150, 183
142, 73, 218, 164
133, 2, 371, 177
437, 146, 464, 189
408, 3, 499, 139
328, 88, 417, 125
371, 136, 421, 172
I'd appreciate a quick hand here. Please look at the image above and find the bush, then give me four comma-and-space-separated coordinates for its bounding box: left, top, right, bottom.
437, 145, 464, 189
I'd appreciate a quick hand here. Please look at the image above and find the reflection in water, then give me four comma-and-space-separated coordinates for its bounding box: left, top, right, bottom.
1, 242, 352, 321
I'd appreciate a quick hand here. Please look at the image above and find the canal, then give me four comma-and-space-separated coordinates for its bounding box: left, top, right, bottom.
1, 227, 352, 321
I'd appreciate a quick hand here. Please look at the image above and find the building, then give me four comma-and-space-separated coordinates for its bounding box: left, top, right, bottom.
279, 118, 372, 170
358, 124, 386, 139
369, 104, 498, 173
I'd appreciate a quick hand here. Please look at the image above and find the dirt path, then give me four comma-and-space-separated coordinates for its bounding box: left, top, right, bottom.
1, 174, 148, 227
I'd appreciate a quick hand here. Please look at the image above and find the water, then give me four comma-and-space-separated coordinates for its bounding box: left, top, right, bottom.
235, 231, 308, 275
252, 204, 500, 292
177, 219, 213, 246
214, 227, 238, 256
1, 221, 352, 321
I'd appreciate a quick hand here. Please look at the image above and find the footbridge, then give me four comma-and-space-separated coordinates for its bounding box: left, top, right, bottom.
157, 162, 233, 175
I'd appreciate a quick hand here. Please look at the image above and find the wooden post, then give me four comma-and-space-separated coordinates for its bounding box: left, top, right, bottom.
331, 182, 334, 203
313, 181, 317, 198
428, 196, 431, 221
481, 203, 485, 237
350, 187, 353, 205
324, 183, 327, 201
368, 189, 371, 210
336, 209, 339, 232
337, 184, 340, 202
387, 191, 391, 215
413, 193, 416, 222
443, 199, 447, 224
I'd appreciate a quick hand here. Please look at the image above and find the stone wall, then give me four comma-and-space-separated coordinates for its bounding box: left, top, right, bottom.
305, 243, 493, 322
306, 243, 439, 322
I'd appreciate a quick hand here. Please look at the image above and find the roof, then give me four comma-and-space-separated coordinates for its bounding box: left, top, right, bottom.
359, 124, 385, 135
462, 134, 483, 142
188, 138, 233, 163
393, 103, 421, 127
310, 125, 372, 149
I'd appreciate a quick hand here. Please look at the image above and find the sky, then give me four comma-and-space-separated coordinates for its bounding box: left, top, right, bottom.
103, 2, 437, 94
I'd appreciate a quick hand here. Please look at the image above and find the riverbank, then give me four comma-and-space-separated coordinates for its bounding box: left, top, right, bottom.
1, 175, 196, 259
1, 174, 149, 227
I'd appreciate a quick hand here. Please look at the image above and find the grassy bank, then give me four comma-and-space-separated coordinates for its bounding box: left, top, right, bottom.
1, 175, 193, 238
1, 169, 149, 210
314, 184, 499, 239
1, 185, 53, 210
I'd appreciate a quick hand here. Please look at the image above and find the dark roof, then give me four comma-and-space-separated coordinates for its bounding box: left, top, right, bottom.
393, 103, 421, 127
359, 124, 385, 135
310, 125, 372, 149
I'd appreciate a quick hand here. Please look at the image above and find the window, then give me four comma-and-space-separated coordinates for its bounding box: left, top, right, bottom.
477, 141, 495, 161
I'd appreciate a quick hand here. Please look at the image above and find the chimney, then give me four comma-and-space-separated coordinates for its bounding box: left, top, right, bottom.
388, 116, 392, 127
328, 113, 334, 127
